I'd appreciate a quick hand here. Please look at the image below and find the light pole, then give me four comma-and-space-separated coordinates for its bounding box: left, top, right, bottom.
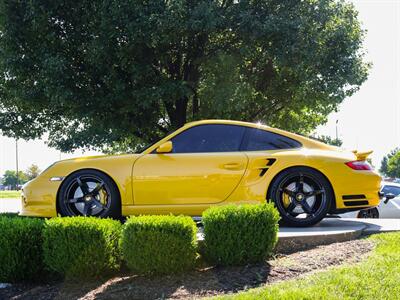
335, 119, 339, 140
15, 139, 19, 190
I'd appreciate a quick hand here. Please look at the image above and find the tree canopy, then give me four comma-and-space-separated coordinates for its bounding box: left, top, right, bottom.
380, 148, 399, 177
387, 150, 400, 178
0, 0, 369, 152
311, 135, 343, 147
25, 164, 41, 181
1, 170, 28, 189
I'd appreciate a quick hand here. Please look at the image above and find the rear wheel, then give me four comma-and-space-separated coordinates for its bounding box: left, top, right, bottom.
268, 167, 333, 227
58, 170, 121, 218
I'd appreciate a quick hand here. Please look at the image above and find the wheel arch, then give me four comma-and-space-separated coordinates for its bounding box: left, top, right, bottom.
56, 168, 122, 216
266, 165, 337, 212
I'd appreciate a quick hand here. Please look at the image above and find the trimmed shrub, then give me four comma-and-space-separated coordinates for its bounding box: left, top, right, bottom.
0, 212, 19, 218
202, 203, 280, 266
0, 215, 45, 282
43, 217, 122, 279
121, 215, 197, 275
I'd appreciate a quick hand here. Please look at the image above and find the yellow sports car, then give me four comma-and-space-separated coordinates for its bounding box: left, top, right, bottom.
21, 120, 381, 226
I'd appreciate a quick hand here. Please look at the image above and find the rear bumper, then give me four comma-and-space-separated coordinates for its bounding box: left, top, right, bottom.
326, 167, 382, 211
331, 192, 382, 214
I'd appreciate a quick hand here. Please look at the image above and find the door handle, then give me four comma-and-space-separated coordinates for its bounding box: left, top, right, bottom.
223, 162, 242, 170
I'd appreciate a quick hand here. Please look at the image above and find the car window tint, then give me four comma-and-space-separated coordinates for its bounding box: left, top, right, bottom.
382, 185, 400, 196
171, 124, 245, 153
245, 128, 302, 151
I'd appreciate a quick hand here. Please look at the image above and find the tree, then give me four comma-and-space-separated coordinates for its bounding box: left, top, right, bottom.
25, 164, 41, 181
0, 0, 369, 152
311, 135, 343, 147
2, 170, 28, 189
380, 148, 399, 177
387, 151, 400, 178
380, 156, 389, 176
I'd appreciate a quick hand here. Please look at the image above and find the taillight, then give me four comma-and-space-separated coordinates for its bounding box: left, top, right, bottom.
345, 160, 372, 170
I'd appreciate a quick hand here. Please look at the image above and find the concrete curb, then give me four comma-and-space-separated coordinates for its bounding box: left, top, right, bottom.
276, 226, 367, 253
197, 218, 400, 254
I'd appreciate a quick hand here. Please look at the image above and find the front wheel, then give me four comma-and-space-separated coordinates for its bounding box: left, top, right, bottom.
268, 167, 333, 227
58, 170, 121, 218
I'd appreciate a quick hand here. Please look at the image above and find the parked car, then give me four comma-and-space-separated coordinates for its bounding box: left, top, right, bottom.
21, 119, 381, 227
340, 182, 400, 218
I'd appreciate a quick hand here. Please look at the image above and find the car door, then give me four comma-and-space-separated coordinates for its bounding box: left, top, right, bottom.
132, 124, 248, 205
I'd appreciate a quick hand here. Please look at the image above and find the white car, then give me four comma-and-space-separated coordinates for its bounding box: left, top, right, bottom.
340, 182, 400, 218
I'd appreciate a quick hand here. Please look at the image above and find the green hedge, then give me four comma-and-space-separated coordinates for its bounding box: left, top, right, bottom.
202, 204, 280, 266
121, 215, 197, 275
0, 215, 45, 282
43, 217, 122, 279
0, 212, 19, 218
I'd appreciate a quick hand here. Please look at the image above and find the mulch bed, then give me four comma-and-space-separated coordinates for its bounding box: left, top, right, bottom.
0, 238, 374, 300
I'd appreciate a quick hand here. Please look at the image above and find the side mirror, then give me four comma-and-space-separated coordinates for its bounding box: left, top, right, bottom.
156, 141, 173, 153
384, 193, 396, 204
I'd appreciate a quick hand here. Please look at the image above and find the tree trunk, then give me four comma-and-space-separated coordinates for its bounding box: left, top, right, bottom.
192, 92, 199, 119
170, 97, 188, 128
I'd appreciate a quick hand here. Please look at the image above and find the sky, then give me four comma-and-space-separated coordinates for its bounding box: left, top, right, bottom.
0, 0, 399, 175
316, 0, 400, 167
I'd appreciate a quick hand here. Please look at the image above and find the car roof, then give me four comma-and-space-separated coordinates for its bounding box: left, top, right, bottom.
184, 119, 339, 151
185, 119, 277, 130
382, 181, 400, 188
141, 119, 347, 154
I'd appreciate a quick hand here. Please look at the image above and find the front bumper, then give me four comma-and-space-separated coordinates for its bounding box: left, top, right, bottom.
20, 177, 60, 217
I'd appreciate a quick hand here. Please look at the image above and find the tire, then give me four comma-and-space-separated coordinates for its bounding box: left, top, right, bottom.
268, 167, 333, 227
357, 208, 379, 218
58, 170, 121, 219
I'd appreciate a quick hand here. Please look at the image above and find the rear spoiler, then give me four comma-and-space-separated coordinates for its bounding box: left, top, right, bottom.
352, 150, 373, 161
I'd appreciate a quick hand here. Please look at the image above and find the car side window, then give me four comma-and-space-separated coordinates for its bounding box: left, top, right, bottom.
170, 124, 246, 153
244, 128, 302, 151
382, 186, 400, 196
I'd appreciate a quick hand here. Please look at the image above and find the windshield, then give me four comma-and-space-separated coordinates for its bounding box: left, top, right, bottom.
135, 130, 175, 153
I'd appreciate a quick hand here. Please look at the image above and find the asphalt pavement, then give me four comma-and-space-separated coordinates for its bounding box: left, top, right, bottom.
0, 198, 21, 213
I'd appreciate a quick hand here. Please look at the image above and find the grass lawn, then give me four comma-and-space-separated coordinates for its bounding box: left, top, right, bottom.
217, 232, 400, 299
0, 190, 21, 198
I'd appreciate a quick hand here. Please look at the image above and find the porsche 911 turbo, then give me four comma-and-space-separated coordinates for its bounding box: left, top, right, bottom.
21, 120, 382, 226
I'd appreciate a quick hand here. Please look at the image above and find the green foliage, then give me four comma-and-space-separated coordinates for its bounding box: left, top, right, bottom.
218, 232, 400, 300
0, 215, 45, 282
387, 151, 400, 178
0, 0, 368, 151
202, 204, 280, 266
380, 148, 399, 177
25, 164, 41, 180
2, 170, 28, 189
380, 156, 389, 176
121, 215, 197, 275
43, 217, 122, 279
311, 135, 343, 147
0, 212, 19, 217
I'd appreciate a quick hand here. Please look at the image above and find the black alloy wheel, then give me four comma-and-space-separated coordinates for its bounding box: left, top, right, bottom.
357, 208, 379, 219
58, 170, 120, 218
268, 167, 333, 227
